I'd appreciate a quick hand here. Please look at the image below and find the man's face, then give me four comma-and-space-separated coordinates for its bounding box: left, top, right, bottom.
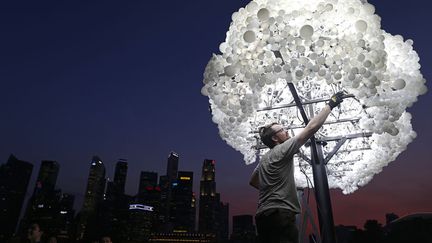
271, 124, 290, 144
101, 237, 112, 243
27, 224, 42, 241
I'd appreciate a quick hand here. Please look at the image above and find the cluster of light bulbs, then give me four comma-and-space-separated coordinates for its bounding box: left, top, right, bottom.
202, 0, 426, 193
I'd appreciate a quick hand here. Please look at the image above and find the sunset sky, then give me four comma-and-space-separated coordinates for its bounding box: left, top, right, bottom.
1, 0, 431, 230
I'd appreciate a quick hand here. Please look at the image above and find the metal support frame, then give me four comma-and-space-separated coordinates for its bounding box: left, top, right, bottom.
256, 51, 372, 243
287, 82, 337, 243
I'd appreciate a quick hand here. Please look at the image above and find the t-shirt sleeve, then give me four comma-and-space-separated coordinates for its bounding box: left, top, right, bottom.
268, 137, 301, 163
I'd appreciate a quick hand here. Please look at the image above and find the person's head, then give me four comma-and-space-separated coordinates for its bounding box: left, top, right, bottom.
27, 223, 43, 242
259, 123, 290, 148
101, 236, 112, 243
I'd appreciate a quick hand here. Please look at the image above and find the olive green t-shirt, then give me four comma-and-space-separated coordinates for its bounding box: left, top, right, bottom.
256, 136, 302, 215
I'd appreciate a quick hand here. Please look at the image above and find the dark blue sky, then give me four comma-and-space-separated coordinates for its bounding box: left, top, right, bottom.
1, 0, 431, 228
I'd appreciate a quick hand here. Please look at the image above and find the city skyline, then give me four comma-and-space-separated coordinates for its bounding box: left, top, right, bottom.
1, 0, 431, 232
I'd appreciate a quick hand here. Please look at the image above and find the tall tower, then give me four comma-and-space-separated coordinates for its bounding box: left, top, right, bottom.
160, 152, 179, 231
0, 155, 33, 242
199, 159, 217, 234
199, 159, 229, 242
172, 171, 195, 232
77, 156, 106, 240
106, 159, 128, 202
82, 156, 106, 212
166, 152, 179, 185
113, 159, 128, 195
21, 160, 61, 236
57, 193, 75, 240
33, 160, 60, 196
138, 171, 158, 195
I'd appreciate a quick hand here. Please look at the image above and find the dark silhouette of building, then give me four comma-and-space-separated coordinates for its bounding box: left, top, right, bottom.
0, 154, 33, 242
159, 152, 179, 231
172, 171, 196, 233
335, 225, 357, 243
159, 174, 169, 230
76, 156, 106, 241
97, 159, 130, 242
126, 202, 157, 242
138, 171, 158, 195
217, 195, 229, 243
230, 215, 256, 243
130, 181, 162, 241
20, 160, 61, 238
199, 159, 229, 243
384, 213, 432, 243
57, 193, 75, 241
106, 159, 128, 202
199, 159, 217, 234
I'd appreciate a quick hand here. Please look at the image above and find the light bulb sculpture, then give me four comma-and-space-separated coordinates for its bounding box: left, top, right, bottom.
202, 0, 427, 242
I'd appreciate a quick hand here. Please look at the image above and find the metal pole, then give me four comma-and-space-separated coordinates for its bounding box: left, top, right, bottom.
287, 82, 337, 243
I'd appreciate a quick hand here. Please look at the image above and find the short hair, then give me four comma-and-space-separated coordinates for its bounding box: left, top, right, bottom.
29, 222, 45, 232
259, 122, 278, 148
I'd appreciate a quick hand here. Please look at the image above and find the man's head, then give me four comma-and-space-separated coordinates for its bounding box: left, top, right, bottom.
27, 223, 43, 242
101, 236, 112, 243
259, 123, 290, 148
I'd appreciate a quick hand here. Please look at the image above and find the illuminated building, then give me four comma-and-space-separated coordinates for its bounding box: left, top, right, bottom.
56, 193, 75, 241
126, 203, 156, 242
172, 171, 195, 232
160, 152, 179, 231
76, 156, 106, 240
199, 159, 229, 243
0, 154, 33, 241
199, 159, 217, 234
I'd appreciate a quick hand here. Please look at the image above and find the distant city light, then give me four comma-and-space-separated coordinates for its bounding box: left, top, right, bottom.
180, 176, 191, 181
170, 152, 179, 157
129, 204, 154, 212
37, 204, 44, 208
60, 210, 68, 214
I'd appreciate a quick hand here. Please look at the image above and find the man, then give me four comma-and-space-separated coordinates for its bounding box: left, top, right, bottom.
249, 91, 345, 243
27, 223, 45, 243
100, 236, 113, 243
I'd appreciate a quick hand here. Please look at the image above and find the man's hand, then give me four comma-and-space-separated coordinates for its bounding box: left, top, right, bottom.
328, 91, 345, 109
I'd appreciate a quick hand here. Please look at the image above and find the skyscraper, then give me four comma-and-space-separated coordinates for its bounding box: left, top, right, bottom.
113, 159, 127, 194
0, 155, 33, 241
33, 160, 60, 196
57, 193, 75, 241
199, 159, 229, 243
82, 156, 106, 212
166, 152, 179, 184
160, 152, 179, 231
217, 198, 229, 243
76, 156, 106, 240
106, 159, 128, 202
138, 171, 158, 195
199, 159, 217, 234
172, 171, 195, 233
20, 160, 61, 237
